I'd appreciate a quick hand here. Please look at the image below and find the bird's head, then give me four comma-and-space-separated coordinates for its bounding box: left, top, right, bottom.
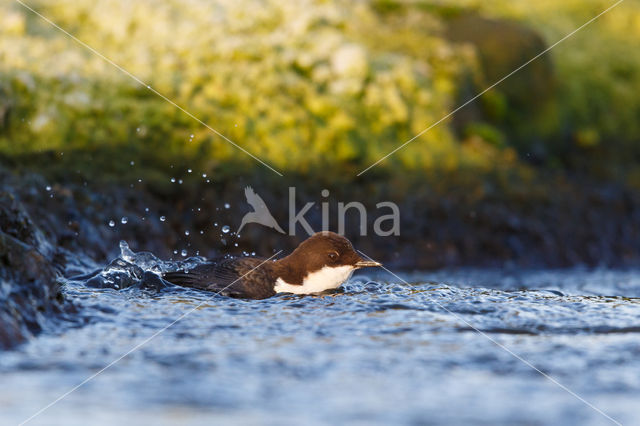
274, 231, 381, 294
293, 231, 381, 270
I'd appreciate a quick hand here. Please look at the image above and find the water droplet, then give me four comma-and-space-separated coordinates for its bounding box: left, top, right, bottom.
45, 185, 52, 191
206, 179, 210, 183
145, 207, 149, 212
178, 179, 183, 184
121, 217, 128, 224
202, 173, 207, 178
138, 178, 143, 183
173, 250, 178, 255
224, 203, 230, 209
214, 222, 218, 227
185, 230, 190, 236
170, 178, 176, 183
181, 249, 187, 257
188, 169, 192, 173
130, 161, 135, 166
234, 243, 238, 247
108, 220, 115, 227
146, 85, 151, 89
199, 230, 204, 235
190, 134, 194, 138
222, 225, 230, 233
160, 216, 166, 222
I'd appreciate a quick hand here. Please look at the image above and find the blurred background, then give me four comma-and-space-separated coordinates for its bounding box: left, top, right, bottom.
1, 0, 640, 267
3, 2, 640, 424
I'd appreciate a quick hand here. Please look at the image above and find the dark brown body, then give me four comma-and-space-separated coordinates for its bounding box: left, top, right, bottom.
163, 231, 379, 299
163, 257, 279, 299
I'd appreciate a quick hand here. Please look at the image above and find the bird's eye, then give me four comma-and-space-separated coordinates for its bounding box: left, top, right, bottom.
328, 251, 339, 261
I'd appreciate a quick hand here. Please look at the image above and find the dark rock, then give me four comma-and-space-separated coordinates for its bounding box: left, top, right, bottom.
0, 178, 68, 349
0, 229, 60, 350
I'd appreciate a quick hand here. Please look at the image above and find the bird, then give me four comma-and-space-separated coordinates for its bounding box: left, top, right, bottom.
162, 231, 381, 299
236, 186, 285, 234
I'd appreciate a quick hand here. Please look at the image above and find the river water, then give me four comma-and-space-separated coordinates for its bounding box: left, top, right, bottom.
1, 243, 639, 425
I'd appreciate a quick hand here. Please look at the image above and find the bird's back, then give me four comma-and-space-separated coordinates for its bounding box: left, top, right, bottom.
163, 257, 277, 299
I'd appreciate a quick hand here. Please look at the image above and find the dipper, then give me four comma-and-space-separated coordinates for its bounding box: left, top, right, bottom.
163, 231, 381, 299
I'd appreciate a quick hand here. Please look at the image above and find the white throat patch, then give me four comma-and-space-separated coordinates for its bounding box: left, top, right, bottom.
274, 265, 355, 295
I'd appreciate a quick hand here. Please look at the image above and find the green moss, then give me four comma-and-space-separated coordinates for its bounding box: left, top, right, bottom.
463, 122, 505, 148
1, 0, 639, 183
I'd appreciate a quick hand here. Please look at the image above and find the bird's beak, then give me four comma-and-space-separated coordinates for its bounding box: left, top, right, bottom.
355, 259, 382, 268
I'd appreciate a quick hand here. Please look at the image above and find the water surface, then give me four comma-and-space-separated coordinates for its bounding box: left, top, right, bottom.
1, 245, 639, 425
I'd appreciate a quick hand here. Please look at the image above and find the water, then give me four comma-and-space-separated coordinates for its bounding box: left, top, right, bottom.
1, 244, 639, 425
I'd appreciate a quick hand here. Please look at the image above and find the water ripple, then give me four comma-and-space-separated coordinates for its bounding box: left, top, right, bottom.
1, 245, 640, 424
